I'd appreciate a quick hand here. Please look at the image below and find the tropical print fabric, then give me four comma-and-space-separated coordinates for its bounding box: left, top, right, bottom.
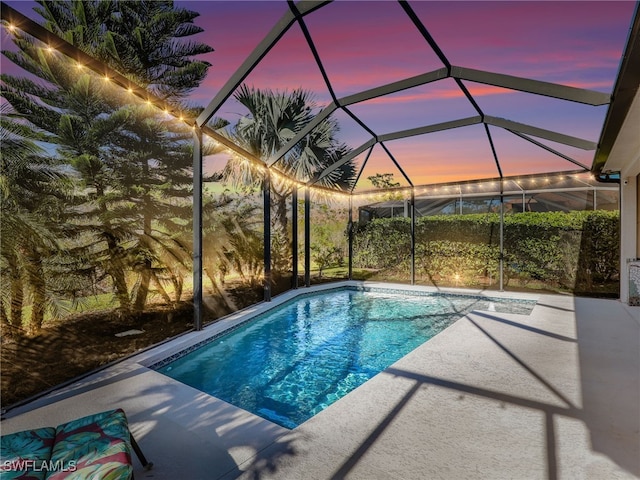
0, 410, 133, 480
0, 427, 55, 480
47, 409, 132, 480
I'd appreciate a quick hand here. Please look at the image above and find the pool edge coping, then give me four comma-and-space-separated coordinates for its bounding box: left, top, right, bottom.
139, 280, 540, 371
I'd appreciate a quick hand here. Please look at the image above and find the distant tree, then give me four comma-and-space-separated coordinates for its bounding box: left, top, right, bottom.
367, 172, 404, 201
367, 173, 400, 189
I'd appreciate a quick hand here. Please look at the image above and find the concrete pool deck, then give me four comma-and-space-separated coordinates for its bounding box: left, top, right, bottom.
1, 281, 639, 479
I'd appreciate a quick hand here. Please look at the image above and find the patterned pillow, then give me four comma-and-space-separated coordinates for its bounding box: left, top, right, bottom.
0, 427, 56, 480
46, 409, 132, 480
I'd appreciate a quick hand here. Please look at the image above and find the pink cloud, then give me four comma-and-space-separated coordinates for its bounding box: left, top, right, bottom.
3, 0, 633, 185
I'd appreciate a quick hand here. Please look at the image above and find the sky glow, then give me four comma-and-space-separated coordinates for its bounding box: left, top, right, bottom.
2, 0, 637, 187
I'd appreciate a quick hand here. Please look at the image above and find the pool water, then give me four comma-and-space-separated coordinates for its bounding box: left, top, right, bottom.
156, 288, 535, 428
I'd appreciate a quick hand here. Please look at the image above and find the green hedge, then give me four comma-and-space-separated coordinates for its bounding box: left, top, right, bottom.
352, 211, 619, 294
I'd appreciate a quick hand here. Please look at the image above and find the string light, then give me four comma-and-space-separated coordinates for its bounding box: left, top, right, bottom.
5, 20, 594, 203
2, 20, 350, 202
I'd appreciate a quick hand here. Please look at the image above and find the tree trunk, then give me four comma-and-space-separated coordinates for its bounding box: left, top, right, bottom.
134, 215, 153, 311
170, 271, 183, 303
27, 249, 46, 335
97, 183, 131, 312
8, 254, 24, 333
272, 189, 289, 238
1, 298, 16, 338
134, 162, 153, 312
104, 233, 131, 311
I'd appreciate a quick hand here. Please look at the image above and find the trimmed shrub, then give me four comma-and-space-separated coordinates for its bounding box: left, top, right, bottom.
352, 211, 619, 295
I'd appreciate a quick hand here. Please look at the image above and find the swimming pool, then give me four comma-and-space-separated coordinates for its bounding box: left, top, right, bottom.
155, 287, 535, 429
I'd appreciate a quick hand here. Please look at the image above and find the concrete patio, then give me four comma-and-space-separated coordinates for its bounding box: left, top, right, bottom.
1, 282, 639, 479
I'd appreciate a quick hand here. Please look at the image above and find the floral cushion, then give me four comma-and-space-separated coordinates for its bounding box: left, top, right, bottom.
0, 427, 56, 480
46, 409, 132, 480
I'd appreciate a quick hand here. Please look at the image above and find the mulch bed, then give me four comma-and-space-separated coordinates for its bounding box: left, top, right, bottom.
1, 302, 198, 410
0, 279, 296, 411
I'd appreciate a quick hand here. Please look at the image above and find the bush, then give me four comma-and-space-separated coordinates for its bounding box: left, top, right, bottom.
353, 211, 619, 295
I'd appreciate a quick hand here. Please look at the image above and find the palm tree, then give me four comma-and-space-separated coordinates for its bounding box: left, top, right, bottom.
222, 85, 357, 260
0, 105, 69, 335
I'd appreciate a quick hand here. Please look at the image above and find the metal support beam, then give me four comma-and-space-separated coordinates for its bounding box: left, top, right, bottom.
192, 128, 203, 330
380, 142, 414, 187
348, 196, 353, 280
377, 116, 482, 142
196, 9, 297, 127
196, 1, 329, 128
399, 0, 451, 71
292, 188, 299, 289
499, 178, 505, 292
338, 68, 449, 106
350, 146, 375, 193
451, 66, 611, 106
506, 129, 590, 170
410, 189, 416, 285
263, 170, 272, 302
485, 116, 597, 150
309, 138, 376, 186
484, 124, 503, 178
268, 67, 448, 168
268, 102, 338, 166
304, 187, 311, 287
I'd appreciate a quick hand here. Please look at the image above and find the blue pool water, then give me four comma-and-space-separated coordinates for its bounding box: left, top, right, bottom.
156, 288, 535, 428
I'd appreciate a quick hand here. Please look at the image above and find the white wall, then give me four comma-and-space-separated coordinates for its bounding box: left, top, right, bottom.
619, 171, 640, 304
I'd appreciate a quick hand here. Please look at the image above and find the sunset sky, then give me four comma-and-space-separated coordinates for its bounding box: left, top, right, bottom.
3, 1, 637, 187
